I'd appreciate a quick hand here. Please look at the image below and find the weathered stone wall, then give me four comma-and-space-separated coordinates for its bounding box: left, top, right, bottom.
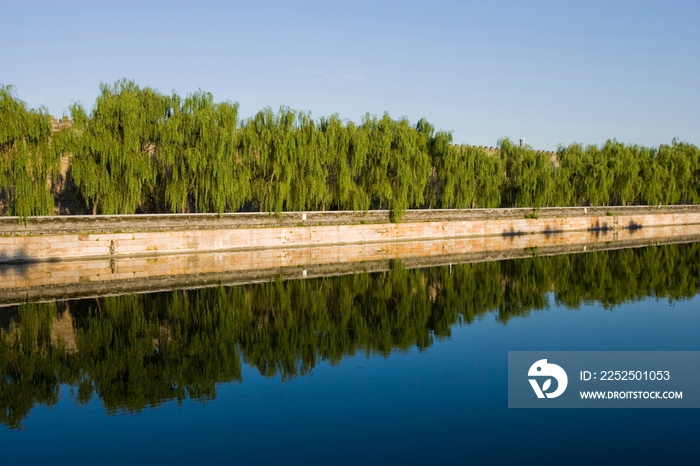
2, 226, 699, 307
1, 206, 700, 264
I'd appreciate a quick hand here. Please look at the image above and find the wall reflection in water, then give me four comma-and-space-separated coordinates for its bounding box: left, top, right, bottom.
1, 242, 699, 429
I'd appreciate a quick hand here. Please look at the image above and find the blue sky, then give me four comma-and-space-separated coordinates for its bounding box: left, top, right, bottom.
2, 0, 698, 150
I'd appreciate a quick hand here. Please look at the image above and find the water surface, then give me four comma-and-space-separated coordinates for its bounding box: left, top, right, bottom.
1, 243, 698, 464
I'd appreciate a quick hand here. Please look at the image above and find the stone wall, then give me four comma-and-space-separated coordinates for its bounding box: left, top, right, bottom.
2, 206, 700, 264
2, 226, 699, 307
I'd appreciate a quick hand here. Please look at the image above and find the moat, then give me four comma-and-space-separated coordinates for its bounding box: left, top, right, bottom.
1, 242, 698, 464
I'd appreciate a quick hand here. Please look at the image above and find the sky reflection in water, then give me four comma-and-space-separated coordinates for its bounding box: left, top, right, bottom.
1, 243, 698, 465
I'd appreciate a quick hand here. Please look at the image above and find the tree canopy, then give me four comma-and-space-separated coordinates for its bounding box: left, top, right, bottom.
0, 84, 64, 216
2, 80, 699, 217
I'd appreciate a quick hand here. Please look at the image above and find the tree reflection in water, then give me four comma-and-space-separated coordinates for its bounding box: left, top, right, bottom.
1, 243, 699, 429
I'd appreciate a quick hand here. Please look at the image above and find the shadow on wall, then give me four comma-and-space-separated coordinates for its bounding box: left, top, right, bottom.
0, 248, 31, 278
0, 248, 60, 273
0, 188, 7, 216
626, 220, 643, 232
587, 220, 614, 239
542, 225, 564, 238
501, 227, 526, 239
52, 156, 85, 215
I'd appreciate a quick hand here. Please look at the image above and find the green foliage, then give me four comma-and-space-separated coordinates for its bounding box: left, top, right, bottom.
3, 80, 700, 216
555, 139, 700, 207
653, 140, 700, 205
358, 113, 432, 219
242, 107, 298, 213
67, 292, 243, 412
0, 84, 62, 216
434, 143, 503, 208
500, 138, 557, 208
604, 140, 643, 206
156, 90, 249, 213
319, 115, 369, 211
0, 303, 63, 429
69, 80, 168, 214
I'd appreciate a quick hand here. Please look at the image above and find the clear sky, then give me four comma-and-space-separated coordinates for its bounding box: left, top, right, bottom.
2, 0, 698, 150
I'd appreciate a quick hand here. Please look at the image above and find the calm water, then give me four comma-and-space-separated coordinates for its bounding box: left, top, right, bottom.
1, 243, 699, 465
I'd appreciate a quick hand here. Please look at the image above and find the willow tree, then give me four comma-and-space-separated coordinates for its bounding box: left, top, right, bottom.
340, 119, 372, 210
435, 144, 504, 209
0, 85, 61, 217
359, 113, 432, 219
500, 138, 556, 208
558, 143, 613, 206
288, 112, 328, 211
240, 107, 297, 213
636, 148, 665, 205
603, 140, 642, 206
70, 80, 170, 214
422, 128, 450, 208
360, 114, 399, 211
156, 90, 249, 213
436, 143, 474, 209
655, 140, 700, 205
673, 140, 700, 205
473, 146, 505, 207
319, 115, 369, 210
